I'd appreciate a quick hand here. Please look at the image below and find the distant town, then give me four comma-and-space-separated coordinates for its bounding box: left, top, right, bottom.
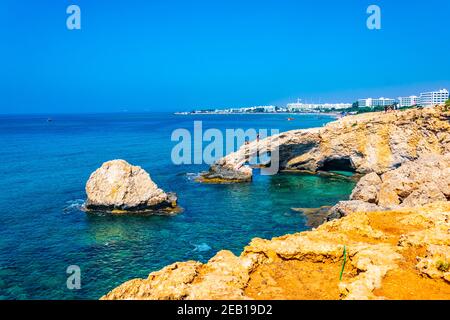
176, 88, 449, 115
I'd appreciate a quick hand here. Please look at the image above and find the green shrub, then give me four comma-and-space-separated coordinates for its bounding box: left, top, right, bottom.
436, 260, 450, 272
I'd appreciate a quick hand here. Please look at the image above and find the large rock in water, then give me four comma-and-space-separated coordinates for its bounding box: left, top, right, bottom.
85, 160, 178, 213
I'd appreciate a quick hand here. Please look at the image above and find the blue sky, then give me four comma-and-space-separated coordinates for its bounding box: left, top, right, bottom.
0, 0, 449, 113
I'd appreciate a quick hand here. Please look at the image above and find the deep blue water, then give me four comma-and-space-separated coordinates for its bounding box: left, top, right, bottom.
0, 113, 355, 299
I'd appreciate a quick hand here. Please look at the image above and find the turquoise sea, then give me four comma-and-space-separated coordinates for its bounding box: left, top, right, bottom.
0, 113, 355, 299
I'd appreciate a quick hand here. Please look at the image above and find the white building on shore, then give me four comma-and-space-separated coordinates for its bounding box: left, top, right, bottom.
418, 89, 449, 107
358, 97, 396, 108
286, 100, 352, 112
398, 96, 419, 107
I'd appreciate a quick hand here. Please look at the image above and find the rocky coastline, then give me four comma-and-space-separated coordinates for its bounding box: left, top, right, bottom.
102, 107, 450, 300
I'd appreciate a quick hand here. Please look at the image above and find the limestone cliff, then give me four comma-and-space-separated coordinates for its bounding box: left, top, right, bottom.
201, 106, 450, 182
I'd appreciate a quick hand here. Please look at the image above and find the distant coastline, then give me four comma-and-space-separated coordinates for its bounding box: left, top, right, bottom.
173, 87, 450, 118
174, 111, 342, 118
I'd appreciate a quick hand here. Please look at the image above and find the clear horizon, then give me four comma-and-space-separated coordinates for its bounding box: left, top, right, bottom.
0, 0, 449, 114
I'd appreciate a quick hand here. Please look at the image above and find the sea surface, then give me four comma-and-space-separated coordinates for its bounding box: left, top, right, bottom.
0, 113, 356, 299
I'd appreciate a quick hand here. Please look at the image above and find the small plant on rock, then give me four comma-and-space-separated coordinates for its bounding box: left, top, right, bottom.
436, 260, 450, 272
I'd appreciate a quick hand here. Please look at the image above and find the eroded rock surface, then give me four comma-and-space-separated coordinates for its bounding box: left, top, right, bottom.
85, 159, 178, 213
350, 172, 382, 203
351, 154, 450, 208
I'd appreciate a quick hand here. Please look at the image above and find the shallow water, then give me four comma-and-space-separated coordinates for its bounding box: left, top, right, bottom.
0, 113, 355, 299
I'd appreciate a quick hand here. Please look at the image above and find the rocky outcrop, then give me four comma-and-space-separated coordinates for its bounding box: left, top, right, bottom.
324, 153, 449, 221
201, 107, 450, 182
198, 161, 252, 183
101, 107, 450, 300
101, 261, 203, 300
350, 154, 450, 208
350, 172, 381, 203
85, 160, 178, 214
102, 202, 450, 300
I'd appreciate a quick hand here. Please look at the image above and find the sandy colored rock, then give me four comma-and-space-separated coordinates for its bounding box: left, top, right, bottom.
85, 159, 178, 213
350, 172, 382, 203
186, 250, 261, 300
199, 160, 252, 183
401, 183, 447, 208
376, 154, 450, 208
101, 261, 201, 300
344, 153, 450, 209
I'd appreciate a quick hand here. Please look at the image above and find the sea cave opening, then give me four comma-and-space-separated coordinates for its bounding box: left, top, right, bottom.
318, 157, 355, 173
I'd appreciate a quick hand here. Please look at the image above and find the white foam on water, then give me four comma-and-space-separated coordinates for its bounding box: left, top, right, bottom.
191, 242, 212, 252
63, 199, 85, 213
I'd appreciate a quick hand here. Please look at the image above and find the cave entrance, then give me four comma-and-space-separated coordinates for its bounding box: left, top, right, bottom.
318, 157, 355, 173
